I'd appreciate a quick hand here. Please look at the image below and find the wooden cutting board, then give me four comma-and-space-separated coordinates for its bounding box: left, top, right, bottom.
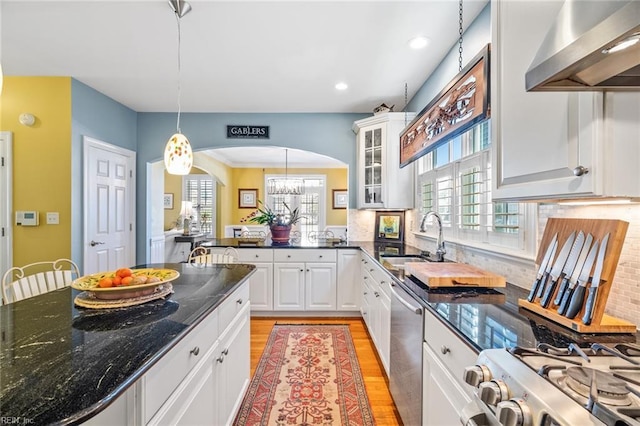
405, 262, 506, 288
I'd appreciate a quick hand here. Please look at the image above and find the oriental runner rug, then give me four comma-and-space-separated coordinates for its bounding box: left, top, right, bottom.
234, 324, 375, 426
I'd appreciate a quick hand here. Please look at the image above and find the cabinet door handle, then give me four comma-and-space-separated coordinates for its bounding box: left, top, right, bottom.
255, 254, 259, 258
300, 269, 304, 272
287, 255, 291, 258
363, 291, 368, 295
374, 291, 380, 298
190, 347, 200, 356
222, 348, 229, 356
236, 298, 243, 305
216, 355, 224, 363
319, 255, 323, 258
441, 346, 451, 355
370, 268, 374, 272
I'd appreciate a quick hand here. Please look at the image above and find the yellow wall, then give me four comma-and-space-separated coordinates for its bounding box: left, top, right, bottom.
230, 167, 348, 225
164, 165, 348, 235
1, 77, 72, 266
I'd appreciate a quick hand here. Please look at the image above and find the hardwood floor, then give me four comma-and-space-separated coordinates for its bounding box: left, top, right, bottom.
249, 317, 402, 425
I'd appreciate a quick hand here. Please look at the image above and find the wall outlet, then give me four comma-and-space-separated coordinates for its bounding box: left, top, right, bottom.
46, 212, 59, 225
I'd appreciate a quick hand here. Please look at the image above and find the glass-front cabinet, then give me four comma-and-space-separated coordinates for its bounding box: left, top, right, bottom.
363, 127, 383, 205
354, 112, 415, 209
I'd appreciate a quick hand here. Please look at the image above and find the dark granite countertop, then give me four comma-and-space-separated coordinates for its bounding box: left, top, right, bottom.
0, 263, 255, 425
355, 243, 639, 353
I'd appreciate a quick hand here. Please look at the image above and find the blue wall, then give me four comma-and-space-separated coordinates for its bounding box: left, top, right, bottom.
407, 3, 491, 113
135, 111, 366, 262
71, 79, 138, 266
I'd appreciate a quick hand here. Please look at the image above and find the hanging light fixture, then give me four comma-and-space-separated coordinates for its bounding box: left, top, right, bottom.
164, 0, 193, 175
267, 149, 304, 195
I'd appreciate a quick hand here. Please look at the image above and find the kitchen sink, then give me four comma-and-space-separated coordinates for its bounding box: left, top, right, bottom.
380, 255, 431, 271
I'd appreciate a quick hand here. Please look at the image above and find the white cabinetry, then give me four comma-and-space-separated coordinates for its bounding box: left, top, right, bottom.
491, 0, 640, 201
360, 254, 391, 374
142, 281, 250, 426
273, 249, 337, 311
336, 249, 361, 311
238, 249, 274, 311
422, 309, 475, 426
353, 113, 415, 209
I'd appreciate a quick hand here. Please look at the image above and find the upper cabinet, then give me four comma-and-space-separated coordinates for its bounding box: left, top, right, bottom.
353, 112, 416, 209
491, 0, 640, 201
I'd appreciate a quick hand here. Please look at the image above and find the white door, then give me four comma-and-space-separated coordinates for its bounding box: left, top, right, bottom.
0, 132, 12, 282
83, 137, 136, 274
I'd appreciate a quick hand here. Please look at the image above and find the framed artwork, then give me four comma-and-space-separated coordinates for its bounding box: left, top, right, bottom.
239, 188, 258, 209
332, 189, 348, 209
400, 44, 490, 167
163, 193, 174, 210
374, 211, 405, 242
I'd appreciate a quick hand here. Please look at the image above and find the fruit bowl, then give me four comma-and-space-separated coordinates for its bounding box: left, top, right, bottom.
71, 268, 179, 300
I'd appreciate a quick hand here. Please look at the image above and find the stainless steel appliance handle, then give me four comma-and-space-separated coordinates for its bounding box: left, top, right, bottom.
390, 282, 422, 314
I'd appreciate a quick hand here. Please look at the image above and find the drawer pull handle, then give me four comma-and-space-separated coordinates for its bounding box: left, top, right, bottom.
441, 346, 451, 355
374, 291, 380, 298
190, 347, 200, 356
223, 348, 229, 356
287, 255, 291, 258
217, 355, 224, 363
363, 292, 368, 295
300, 269, 304, 272
236, 298, 243, 305
319, 255, 323, 258
255, 254, 259, 258
369, 268, 374, 272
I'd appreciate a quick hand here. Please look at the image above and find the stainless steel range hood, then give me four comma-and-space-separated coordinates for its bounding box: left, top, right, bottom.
526, 0, 640, 92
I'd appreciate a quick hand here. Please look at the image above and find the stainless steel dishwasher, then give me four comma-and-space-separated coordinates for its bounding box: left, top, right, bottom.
389, 280, 424, 426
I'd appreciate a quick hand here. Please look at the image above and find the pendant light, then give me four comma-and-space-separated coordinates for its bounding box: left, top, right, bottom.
164, 0, 193, 175
267, 149, 304, 195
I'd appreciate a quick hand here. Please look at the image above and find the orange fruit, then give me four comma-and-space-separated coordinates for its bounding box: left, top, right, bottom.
121, 276, 133, 286
112, 276, 122, 286
116, 268, 132, 278
98, 277, 113, 288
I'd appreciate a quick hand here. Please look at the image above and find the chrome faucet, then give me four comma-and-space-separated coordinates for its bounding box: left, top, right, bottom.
420, 211, 446, 262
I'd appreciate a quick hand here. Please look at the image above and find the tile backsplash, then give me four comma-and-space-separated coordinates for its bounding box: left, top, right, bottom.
349, 204, 640, 329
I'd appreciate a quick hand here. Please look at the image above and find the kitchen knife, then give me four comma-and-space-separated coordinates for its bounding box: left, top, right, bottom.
552, 232, 590, 307
564, 239, 600, 319
582, 234, 609, 325
553, 234, 593, 314
527, 234, 558, 302
539, 231, 579, 308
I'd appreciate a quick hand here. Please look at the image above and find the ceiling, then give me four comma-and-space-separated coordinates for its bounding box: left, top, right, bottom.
1, 0, 488, 166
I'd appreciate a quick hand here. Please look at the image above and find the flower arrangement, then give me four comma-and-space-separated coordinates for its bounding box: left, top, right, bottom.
248, 201, 302, 227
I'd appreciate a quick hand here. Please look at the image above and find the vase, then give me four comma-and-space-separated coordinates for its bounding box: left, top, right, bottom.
270, 225, 292, 245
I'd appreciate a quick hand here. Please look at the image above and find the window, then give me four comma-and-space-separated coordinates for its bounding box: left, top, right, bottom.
417, 121, 532, 253
183, 174, 216, 236
265, 175, 326, 244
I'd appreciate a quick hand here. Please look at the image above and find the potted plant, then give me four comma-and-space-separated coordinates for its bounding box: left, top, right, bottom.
249, 201, 302, 244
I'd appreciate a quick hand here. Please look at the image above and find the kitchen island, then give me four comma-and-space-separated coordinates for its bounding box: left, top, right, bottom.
0, 262, 255, 425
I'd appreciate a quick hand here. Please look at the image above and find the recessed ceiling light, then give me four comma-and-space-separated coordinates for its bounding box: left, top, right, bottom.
335, 82, 348, 91
408, 36, 430, 49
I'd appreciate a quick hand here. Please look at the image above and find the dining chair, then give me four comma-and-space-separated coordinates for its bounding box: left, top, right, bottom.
2, 258, 81, 304
308, 230, 335, 242
187, 246, 238, 265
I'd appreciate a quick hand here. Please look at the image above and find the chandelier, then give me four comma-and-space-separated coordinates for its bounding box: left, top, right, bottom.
164, 0, 193, 175
267, 149, 304, 195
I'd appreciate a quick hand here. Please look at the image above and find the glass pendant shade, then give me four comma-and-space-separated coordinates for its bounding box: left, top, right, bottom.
164, 133, 193, 175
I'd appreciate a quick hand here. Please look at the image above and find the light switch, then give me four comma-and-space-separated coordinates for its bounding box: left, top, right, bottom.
46, 212, 59, 225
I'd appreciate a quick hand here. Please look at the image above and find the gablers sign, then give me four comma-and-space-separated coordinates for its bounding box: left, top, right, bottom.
226, 125, 270, 139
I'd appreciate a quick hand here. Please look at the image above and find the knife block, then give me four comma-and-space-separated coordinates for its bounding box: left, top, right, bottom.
518, 218, 635, 334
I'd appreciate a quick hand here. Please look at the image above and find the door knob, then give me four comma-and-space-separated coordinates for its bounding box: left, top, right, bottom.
90, 240, 105, 247
573, 165, 589, 176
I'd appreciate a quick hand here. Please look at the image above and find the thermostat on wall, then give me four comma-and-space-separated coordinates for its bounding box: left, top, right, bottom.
16, 211, 39, 226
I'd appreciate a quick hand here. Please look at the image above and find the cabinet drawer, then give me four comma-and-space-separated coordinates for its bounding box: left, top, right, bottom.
274, 249, 336, 263
143, 309, 219, 423
424, 310, 477, 385
237, 249, 273, 262
219, 282, 250, 334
